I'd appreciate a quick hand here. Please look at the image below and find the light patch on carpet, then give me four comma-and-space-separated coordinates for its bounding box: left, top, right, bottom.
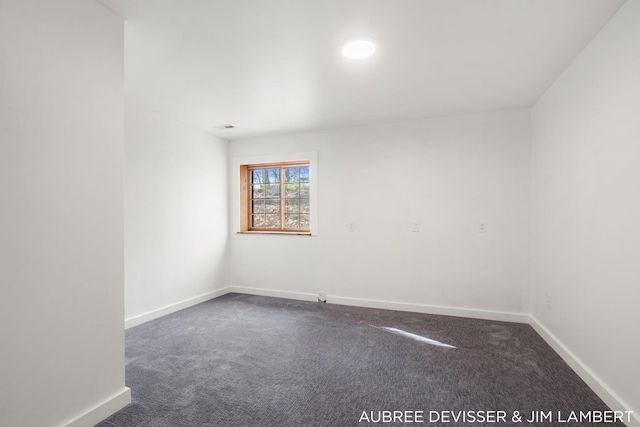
378, 326, 456, 348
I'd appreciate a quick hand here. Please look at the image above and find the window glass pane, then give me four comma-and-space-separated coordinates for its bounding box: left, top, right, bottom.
245, 162, 309, 232
265, 199, 280, 213
252, 214, 265, 228
252, 170, 264, 184
251, 199, 265, 214
300, 214, 310, 229
299, 182, 309, 197
299, 167, 309, 182
284, 214, 299, 229
265, 168, 280, 184
300, 198, 309, 213
284, 183, 299, 198
285, 199, 299, 213
252, 184, 264, 198
264, 214, 280, 228
284, 167, 299, 183
264, 184, 280, 198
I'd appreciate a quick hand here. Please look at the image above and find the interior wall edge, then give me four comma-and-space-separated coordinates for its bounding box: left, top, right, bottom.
528, 316, 639, 427
125, 287, 230, 329
64, 387, 131, 427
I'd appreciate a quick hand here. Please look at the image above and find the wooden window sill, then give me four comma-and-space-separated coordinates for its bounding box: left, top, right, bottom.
237, 231, 312, 236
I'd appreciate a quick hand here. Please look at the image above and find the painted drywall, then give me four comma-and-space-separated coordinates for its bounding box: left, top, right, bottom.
531, 0, 640, 420
0, 1, 129, 426
124, 103, 229, 322
230, 109, 531, 316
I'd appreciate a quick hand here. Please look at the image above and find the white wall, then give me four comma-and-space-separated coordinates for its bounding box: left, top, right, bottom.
230, 109, 531, 317
0, 1, 129, 426
531, 0, 640, 421
124, 103, 229, 324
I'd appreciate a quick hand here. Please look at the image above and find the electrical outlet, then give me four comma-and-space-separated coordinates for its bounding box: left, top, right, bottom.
479, 222, 488, 233
546, 293, 552, 309
412, 222, 420, 232
348, 222, 356, 232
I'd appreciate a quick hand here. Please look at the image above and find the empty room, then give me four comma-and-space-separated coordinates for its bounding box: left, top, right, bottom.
1, 0, 638, 426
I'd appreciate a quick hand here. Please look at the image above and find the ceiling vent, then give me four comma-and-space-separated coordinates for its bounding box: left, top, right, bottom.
213, 125, 235, 130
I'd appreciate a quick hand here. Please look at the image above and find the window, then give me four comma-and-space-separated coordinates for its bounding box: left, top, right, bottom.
239, 161, 310, 233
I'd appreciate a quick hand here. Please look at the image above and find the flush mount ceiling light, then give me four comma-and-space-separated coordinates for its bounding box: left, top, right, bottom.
341, 39, 376, 59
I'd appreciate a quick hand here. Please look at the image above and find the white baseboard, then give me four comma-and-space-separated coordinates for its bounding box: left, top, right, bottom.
227, 286, 529, 323
529, 316, 638, 427
226, 285, 317, 303
328, 294, 530, 323
125, 288, 229, 329
65, 387, 131, 427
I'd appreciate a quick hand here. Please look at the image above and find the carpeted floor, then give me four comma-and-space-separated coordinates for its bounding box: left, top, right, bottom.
97, 293, 624, 426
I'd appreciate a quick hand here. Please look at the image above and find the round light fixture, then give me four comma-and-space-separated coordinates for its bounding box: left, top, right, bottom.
341, 39, 376, 59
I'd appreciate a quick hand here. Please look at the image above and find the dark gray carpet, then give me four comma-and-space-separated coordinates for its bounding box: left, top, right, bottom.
97, 293, 624, 426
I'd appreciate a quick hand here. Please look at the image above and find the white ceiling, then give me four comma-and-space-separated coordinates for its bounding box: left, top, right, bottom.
122, 0, 625, 140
